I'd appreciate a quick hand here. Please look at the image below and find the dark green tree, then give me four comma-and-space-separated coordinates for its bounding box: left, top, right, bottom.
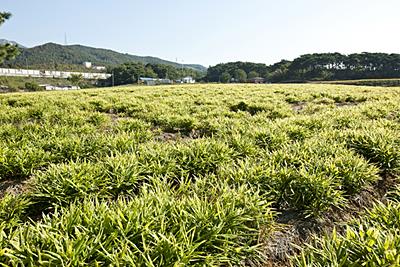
220, 72, 231, 83
69, 74, 83, 86
0, 12, 11, 24
24, 82, 43, 91
206, 62, 270, 82
247, 71, 259, 79
0, 12, 19, 63
109, 62, 146, 85
233, 69, 247, 83
144, 66, 158, 78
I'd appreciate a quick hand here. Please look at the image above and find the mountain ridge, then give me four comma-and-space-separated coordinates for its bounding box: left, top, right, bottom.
0, 39, 26, 48
3, 42, 207, 72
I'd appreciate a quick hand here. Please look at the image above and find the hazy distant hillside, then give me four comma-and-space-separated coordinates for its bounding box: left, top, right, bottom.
0, 39, 26, 48
3, 43, 206, 72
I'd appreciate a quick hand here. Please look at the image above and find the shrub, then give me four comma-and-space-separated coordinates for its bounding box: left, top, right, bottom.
24, 82, 43, 91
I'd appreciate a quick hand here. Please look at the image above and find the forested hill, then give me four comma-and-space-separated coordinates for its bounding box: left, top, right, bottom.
2, 42, 207, 72
206, 53, 400, 83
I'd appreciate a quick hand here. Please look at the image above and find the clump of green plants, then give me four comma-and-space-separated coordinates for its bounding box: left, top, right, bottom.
0, 183, 274, 266
0, 144, 51, 181
230, 101, 292, 119
254, 129, 289, 151
0, 194, 31, 230
347, 128, 400, 174
294, 196, 400, 266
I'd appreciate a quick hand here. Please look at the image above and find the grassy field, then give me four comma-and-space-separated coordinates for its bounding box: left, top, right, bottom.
312, 78, 400, 87
0, 83, 399, 266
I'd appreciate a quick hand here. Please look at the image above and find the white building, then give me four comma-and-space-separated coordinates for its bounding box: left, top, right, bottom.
40, 84, 80, 91
0, 68, 111, 80
140, 78, 156, 86
93, 66, 106, 71
139, 77, 172, 86
83, 62, 92, 68
182, 76, 195, 84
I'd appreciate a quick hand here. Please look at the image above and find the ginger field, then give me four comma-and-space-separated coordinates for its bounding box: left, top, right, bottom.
0, 84, 399, 266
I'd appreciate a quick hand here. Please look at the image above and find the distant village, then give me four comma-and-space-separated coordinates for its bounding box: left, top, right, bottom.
139, 76, 195, 86
0, 61, 197, 91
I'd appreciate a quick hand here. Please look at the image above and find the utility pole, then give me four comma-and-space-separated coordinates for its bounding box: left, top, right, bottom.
112, 71, 115, 87
181, 60, 184, 79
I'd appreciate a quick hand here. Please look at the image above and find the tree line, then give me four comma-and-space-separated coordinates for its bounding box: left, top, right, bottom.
107, 62, 203, 86
205, 53, 400, 83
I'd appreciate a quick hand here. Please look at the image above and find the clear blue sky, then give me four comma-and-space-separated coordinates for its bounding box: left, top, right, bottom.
1, 0, 399, 67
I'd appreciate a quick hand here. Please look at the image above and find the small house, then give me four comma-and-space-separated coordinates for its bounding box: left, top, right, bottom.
248, 77, 265, 84
182, 76, 195, 84
93, 66, 106, 71
40, 84, 80, 91
158, 79, 172, 85
140, 78, 172, 86
83, 62, 92, 68
139, 78, 156, 86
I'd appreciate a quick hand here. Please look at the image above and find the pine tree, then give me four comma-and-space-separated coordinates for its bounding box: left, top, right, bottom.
0, 12, 19, 63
